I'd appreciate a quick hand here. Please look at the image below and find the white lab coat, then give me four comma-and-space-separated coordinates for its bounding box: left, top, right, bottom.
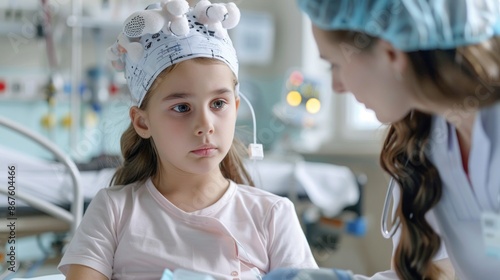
424, 101, 500, 279
370, 102, 500, 280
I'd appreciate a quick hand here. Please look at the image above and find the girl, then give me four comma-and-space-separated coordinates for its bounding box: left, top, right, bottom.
58, 1, 317, 279
266, 0, 500, 279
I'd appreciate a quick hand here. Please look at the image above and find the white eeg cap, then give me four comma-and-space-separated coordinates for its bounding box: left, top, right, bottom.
107, 0, 241, 106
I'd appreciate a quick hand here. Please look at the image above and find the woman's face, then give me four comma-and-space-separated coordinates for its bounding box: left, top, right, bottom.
312, 25, 416, 123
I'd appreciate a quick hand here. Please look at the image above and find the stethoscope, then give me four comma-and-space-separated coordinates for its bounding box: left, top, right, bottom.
381, 177, 401, 239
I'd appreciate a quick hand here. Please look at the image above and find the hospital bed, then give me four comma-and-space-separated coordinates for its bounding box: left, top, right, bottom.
0, 117, 84, 230
0, 116, 363, 278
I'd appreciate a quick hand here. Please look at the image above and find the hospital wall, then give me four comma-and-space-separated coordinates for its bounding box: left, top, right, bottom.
0, 0, 393, 276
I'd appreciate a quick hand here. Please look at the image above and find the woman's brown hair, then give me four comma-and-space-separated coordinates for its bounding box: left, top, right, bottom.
326, 30, 500, 279
111, 57, 254, 187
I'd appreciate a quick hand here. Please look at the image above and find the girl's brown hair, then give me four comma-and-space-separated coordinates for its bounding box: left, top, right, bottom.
326, 30, 500, 279
111, 57, 254, 187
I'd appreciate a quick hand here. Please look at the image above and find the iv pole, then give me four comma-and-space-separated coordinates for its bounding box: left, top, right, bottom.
69, 0, 82, 155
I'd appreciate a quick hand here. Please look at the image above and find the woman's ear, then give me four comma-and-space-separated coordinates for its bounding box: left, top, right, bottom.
130, 106, 150, 138
377, 39, 409, 77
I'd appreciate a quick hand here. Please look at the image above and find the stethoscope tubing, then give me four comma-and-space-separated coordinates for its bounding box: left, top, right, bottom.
381, 177, 401, 239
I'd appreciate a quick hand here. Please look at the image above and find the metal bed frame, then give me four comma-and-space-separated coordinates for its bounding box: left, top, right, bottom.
0, 116, 83, 278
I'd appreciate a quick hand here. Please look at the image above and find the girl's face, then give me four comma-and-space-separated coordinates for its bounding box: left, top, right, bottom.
312, 26, 415, 123
139, 59, 239, 176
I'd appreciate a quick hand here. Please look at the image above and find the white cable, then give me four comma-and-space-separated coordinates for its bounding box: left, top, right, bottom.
239, 92, 264, 160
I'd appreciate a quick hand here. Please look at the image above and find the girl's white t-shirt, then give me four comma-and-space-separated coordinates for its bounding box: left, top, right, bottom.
58, 179, 318, 280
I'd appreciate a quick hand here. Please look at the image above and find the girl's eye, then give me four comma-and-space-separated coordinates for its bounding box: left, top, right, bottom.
172, 104, 190, 113
212, 99, 227, 109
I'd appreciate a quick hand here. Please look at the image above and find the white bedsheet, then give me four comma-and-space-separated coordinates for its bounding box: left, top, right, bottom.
0, 146, 114, 208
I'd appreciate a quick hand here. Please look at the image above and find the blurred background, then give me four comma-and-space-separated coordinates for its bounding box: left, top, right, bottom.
0, 0, 393, 278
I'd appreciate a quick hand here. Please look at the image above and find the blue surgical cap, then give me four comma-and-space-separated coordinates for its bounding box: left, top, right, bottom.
297, 0, 500, 51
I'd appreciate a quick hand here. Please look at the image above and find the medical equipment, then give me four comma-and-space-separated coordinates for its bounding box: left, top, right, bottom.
302, 171, 366, 252
270, 69, 329, 153
240, 92, 264, 160
381, 177, 401, 239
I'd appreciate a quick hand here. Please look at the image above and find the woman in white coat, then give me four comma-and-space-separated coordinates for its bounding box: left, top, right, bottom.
265, 0, 500, 279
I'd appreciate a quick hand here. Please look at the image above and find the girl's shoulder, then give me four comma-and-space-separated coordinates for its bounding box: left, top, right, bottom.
96, 180, 148, 204
234, 182, 284, 198
107, 180, 145, 192
229, 183, 301, 227
232, 182, 293, 209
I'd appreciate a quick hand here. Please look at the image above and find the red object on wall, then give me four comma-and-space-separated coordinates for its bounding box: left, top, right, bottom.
0, 80, 6, 93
